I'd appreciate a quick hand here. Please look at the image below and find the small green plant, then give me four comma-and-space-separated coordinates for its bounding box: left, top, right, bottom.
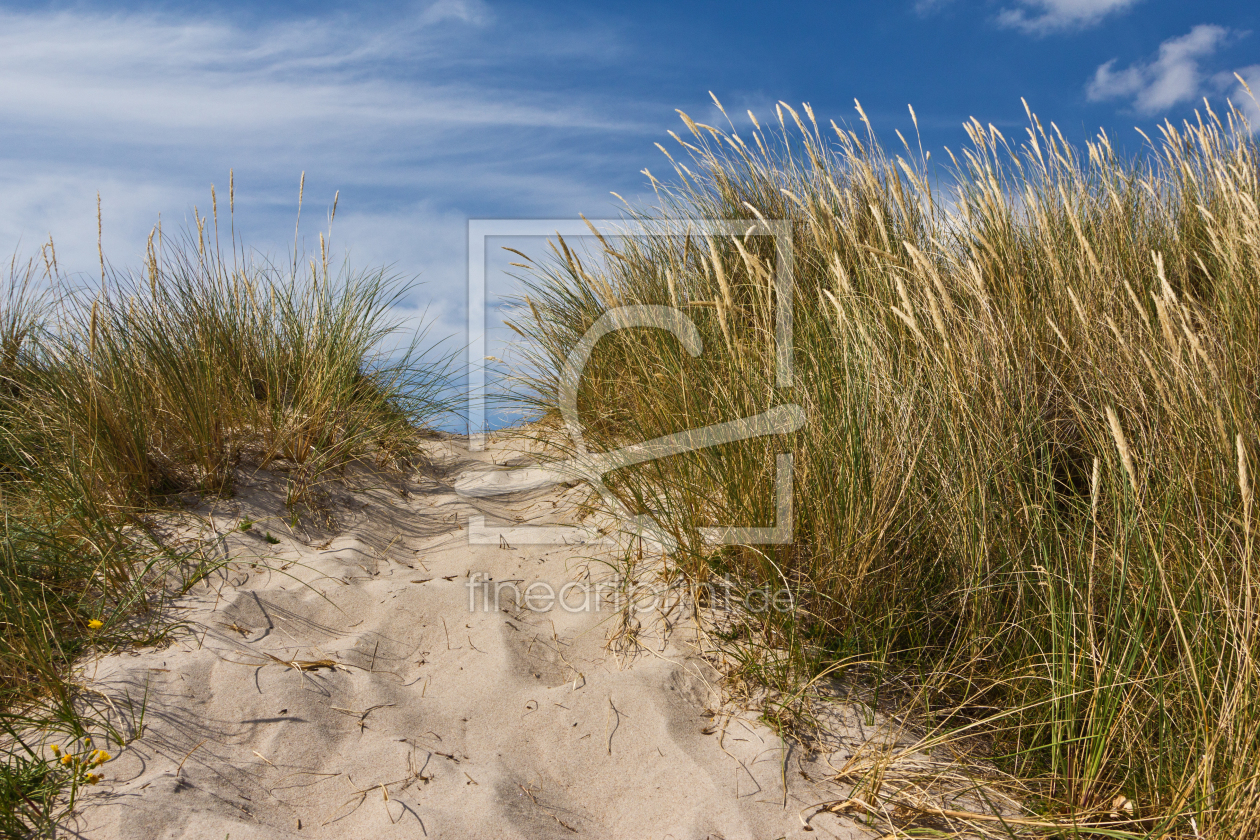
262, 532, 280, 545
237, 517, 254, 532
0, 739, 115, 832
48, 741, 112, 788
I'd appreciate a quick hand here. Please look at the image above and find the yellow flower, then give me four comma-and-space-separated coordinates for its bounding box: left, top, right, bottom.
93, 750, 111, 765
60, 755, 72, 766
87, 620, 103, 629
50, 745, 61, 757
83, 737, 91, 747
85, 773, 101, 785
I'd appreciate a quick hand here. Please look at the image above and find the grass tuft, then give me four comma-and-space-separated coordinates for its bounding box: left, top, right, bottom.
0, 201, 454, 837
512, 97, 1260, 836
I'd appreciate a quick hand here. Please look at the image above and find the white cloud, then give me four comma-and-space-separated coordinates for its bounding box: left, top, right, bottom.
0, 5, 656, 330
1087, 25, 1232, 114
997, 0, 1140, 34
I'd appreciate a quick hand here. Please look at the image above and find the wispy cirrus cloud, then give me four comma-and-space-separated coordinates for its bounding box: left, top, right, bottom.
996, 0, 1140, 34
0, 6, 637, 146
1086, 25, 1234, 114
0, 2, 659, 308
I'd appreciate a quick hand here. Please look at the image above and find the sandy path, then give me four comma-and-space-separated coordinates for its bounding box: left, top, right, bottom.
61, 435, 866, 839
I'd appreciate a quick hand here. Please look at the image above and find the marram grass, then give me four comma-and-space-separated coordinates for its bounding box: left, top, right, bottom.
0, 211, 454, 837
511, 95, 1260, 837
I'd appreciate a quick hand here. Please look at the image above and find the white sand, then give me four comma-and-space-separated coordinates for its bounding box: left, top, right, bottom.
60, 435, 880, 839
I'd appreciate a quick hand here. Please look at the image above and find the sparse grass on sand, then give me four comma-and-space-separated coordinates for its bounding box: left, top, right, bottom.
510, 93, 1260, 837
0, 201, 454, 837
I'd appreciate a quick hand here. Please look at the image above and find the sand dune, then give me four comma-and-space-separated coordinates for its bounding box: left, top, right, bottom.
61, 435, 881, 839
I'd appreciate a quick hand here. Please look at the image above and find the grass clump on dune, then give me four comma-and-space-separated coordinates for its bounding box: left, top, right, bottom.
21, 222, 450, 510
512, 94, 1260, 836
0, 203, 453, 837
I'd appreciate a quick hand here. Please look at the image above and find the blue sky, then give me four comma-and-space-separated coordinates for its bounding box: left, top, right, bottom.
1, 0, 1257, 425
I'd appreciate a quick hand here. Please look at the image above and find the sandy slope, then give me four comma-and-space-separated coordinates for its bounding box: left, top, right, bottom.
60, 434, 873, 839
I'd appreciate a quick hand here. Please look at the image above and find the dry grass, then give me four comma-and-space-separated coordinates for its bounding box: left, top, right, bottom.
510, 94, 1260, 837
